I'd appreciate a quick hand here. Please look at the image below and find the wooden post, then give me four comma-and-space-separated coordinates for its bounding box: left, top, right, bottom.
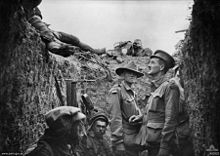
65, 79, 95, 107
66, 80, 78, 107
71, 81, 77, 107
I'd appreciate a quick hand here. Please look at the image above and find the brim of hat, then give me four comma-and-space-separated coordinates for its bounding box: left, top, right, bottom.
116, 68, 144, 78
150, 55, 166, 62
150, 55, 162, 60
150, 55, 175, 68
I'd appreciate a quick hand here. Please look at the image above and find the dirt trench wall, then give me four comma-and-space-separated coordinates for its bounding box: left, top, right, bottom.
181, 0, 220, 155
0, 1, 80, 152
0, 1, 152, 153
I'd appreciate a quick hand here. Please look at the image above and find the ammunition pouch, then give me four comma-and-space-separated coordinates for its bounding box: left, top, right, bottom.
176, 118, 191, 140
144, 122, 163, 143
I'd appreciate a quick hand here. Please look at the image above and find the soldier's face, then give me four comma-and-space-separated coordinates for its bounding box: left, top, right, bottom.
124, 71, 138, 84
148, 58, 164, 76
93, 120, 107, 138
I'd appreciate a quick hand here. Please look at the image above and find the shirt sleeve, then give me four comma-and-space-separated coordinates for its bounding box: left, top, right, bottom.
160, 81, 180, 150
107, 88, 125, 150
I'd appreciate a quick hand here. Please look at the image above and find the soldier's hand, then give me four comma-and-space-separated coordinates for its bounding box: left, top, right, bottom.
114, 150, 126, 156
157, 148, 169, 156
113, 144, 126, 156
129, 114, 143, 123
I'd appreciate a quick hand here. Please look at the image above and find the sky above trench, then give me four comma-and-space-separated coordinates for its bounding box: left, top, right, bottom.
39, 0, 193, 54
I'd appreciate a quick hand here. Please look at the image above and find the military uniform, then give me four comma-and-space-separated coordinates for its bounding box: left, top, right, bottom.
78, 131, 113, 156
169, 77, 194, 156
137, 75, 192, 156
26, 7, 102, 57
76, 110, 113, 156
107, 81, 143, 156
26, 106, 86, 156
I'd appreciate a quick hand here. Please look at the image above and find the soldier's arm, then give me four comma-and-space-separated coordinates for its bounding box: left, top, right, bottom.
107, 88, 125, 151
28, 7, 54, 42
75, 136, 95, 156
160, 81, 180, 151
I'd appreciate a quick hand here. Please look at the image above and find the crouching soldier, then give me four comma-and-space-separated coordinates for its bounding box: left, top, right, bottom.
77, 110, 113, 156
25, 106, 86, 156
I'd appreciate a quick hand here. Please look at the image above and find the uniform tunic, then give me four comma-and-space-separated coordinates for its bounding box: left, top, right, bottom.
107, 81, 142, 151
138, 75, 180, 153
77, 131, 113, 156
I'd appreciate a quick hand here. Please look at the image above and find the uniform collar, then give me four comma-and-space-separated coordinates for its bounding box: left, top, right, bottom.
122, 81, 136, 97
88, 130, 103, 139
122, 81, 132, 91
151, 75, 168, 88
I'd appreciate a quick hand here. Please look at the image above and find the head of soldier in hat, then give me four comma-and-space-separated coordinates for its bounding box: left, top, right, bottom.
88, 111, 109, 138
116, 61, 144, 85
45, 106, 86, 145
148, 50, 175, 78
21, 0, 42, 10
133, 39, 143, 49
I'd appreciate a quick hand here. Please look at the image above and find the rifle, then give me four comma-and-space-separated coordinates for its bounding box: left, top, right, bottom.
81, 93, 98, 121
63, 79, 98, 122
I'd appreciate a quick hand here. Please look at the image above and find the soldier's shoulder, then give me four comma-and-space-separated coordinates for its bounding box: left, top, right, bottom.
109, 84, 121, 94
33, 7, 42, 19
167, 79, 179, 90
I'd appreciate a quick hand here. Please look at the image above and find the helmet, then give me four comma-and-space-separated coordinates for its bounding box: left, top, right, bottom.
88, 110, 109, 130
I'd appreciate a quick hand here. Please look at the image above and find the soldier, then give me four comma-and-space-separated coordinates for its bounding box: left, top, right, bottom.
107, 61, 145, 156
132, 39, 152, 57
21, 0, 105, 57
26, 106, 86, 156
130, 50, 192, 156
77, 110, 113, 156
169, 65, 194, 156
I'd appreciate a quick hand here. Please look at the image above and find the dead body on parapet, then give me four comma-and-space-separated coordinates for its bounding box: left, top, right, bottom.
23, 0, 105, 58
